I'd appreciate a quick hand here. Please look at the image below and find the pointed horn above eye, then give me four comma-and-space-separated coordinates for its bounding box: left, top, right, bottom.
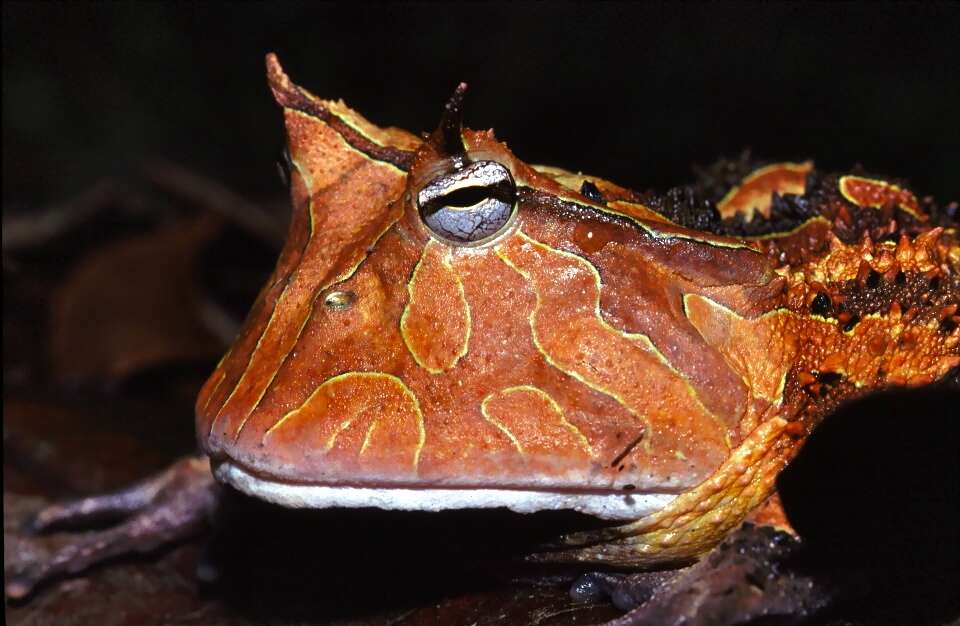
263, 52, 327, 114
432, 82, 469, 158
265, 52, 301, 108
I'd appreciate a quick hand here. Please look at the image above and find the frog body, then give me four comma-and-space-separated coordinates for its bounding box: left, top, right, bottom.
196, 55, 958, 564
7, 54, 958, 599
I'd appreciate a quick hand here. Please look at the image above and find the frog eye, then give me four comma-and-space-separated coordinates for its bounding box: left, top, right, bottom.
416, 160, 517, 246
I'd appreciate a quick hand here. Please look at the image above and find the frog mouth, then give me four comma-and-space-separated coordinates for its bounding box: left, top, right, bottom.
214, 460, 676, 521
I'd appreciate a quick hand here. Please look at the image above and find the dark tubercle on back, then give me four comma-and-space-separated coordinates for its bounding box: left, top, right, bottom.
836, 268, 960, 323
636, 186, 726, 234
638, 155, 958, 248
628, 152, 820, 238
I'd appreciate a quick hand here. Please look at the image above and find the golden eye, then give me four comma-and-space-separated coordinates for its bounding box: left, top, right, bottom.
416, 160, 517, 246
323, 290, 355, 310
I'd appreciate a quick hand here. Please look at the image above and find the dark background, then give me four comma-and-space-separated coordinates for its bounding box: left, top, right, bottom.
4, 4, 960, 625
4, 2, 959, 209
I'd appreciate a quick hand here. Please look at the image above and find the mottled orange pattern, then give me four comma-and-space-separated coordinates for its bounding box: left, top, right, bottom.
195, 55, 959, 565
717, 161, 812, 220
840, 175, 921, 218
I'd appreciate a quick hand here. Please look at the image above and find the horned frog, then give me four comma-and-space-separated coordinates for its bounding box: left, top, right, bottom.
6, 53, 959, 605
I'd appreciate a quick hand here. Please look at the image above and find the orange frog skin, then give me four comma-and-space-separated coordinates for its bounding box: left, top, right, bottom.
7, 53, 959, 599
196, 54, 959, 565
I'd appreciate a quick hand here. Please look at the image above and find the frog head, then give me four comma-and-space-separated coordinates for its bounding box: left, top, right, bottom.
196, 55, 959, 561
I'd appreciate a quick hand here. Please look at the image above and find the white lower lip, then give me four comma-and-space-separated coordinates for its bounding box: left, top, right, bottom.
215, 461, 676, 521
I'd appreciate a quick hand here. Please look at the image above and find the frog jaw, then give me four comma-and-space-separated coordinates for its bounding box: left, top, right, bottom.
196, 57, 736, 512
214, 460, 676, 521
197, 55, 960, 565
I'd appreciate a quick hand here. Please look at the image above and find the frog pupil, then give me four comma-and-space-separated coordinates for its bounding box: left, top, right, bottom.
440, 185, 497, 209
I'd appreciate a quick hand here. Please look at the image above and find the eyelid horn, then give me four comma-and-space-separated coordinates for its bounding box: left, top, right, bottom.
429, 82, 469, 159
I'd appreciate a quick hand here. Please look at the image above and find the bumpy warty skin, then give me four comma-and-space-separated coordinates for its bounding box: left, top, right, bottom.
195, 54, 959, 565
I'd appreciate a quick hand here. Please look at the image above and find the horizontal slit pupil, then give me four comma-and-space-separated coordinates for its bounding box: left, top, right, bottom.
438, 185, 496, 209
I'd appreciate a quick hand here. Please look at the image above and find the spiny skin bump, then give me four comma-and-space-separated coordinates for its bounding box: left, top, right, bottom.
195, 54, 959, 565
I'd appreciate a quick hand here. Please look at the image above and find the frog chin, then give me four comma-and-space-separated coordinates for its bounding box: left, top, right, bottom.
213, 460, 677, 521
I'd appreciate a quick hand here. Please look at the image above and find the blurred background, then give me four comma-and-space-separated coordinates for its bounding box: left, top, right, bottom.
4, 2, 959, 208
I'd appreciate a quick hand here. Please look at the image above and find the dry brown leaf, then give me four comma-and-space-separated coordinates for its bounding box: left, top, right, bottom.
50, 215, 222, 384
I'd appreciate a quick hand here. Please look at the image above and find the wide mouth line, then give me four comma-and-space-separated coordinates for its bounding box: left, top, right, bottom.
210, 457, 687, 496
215, 461, 677, 521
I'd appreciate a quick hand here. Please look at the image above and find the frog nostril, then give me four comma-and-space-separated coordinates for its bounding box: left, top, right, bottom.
324, 290, 356, 310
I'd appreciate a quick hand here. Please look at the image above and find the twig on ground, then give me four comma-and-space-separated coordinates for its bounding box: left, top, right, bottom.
2, 179, 133, 250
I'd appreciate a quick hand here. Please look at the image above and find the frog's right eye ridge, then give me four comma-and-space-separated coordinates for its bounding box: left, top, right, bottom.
416, 160, 517, 246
